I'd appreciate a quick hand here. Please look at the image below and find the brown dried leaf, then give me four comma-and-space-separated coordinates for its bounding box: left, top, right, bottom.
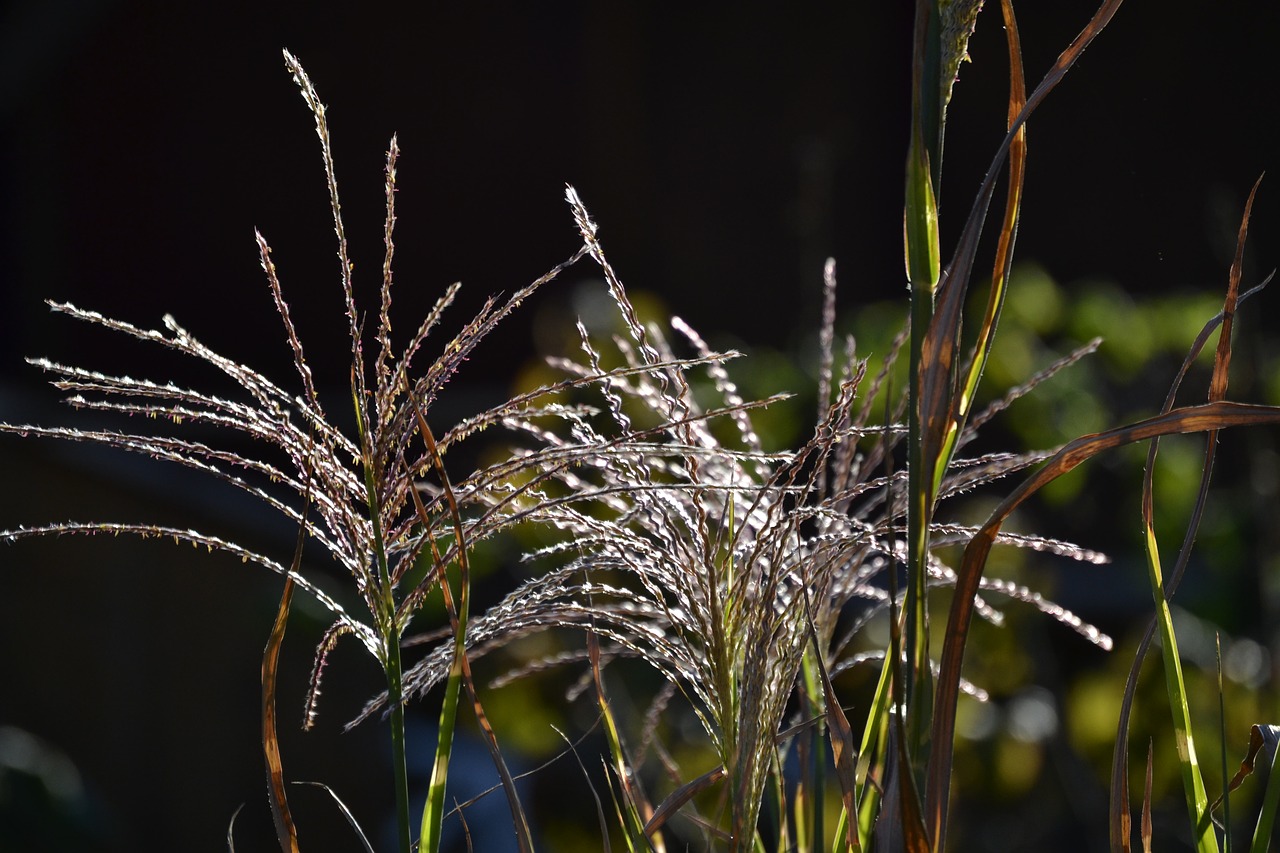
263, 575, 300, 853
1141, 740, 1153, 853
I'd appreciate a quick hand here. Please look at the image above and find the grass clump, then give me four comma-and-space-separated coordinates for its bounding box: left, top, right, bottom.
4, 2, 1280, 851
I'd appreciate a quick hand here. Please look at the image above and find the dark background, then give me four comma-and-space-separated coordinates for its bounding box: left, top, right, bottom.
1, 2, 1277, 851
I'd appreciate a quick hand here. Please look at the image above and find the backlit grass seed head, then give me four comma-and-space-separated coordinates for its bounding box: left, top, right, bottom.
0, 53, 693, 730
369, 245, 1113, 846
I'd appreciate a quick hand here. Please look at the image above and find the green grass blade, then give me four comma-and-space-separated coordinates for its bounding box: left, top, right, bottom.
1141, 522, 1217, 852
847, 644, 895, 851
903, 55, 938, 770
401, 415, 458, 853
1132, 179, 1264, 853
1109, 186, 1268, 851
855, 719, 887, 850
796, 650, 824, 852
603, 760, 636, 853
1218, 637, 1231, 853
410, 400, 534, 852
1249, 738, 1280, 853
419, 605, 463, 853
905, 0, 942, 296
351, 383, 412, 853
588, 631, 652, 852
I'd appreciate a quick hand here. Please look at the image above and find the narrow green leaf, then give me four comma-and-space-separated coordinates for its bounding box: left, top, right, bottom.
351, 382, 412, 853
1140, 521, 1217, 852
796, 652, 824, 852
589, 630, 653, 852
1218, 637, 1232, 853
852, 645, 894, 852
418, 614, 463, 853
410, 399, 534, 853
1247, 728, 1280, 853
905, 140, 942, 296
907, 0, 944, 252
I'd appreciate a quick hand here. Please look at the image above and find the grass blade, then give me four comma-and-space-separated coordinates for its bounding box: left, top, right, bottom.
1136, 319, 1219, 853
411, 399, 535, 853
1113, 681, 1137, 852
1139, 492, 1216, 852
263, 574, 301, 853
1142, 740, 1153, 853
1108, 272, 1270, 852
951, 0, 1026, 442
873, 717, 931, 853
552, 726, 613, 853
1248, 728, 1280, 853
412, 493, 464, 853
262, 437, 315, 853
408, 432, 462, 852
1209, 724, 1280, 853
903, 0, 942, 791
292, 781, 376, 853
912, 11, 1132, 844
645, 765, 726, 840
804, 600, 861, 852
226, 803, 245, 852
917, 0, 1125, 514
1219, 636, 1232, 853
351, 382, 412, 853
795, 652, 825, 852
588, 628, 654, 852
854, 659, 893, 851
894, 717, 932, 853
1117, 176, 1263, 853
